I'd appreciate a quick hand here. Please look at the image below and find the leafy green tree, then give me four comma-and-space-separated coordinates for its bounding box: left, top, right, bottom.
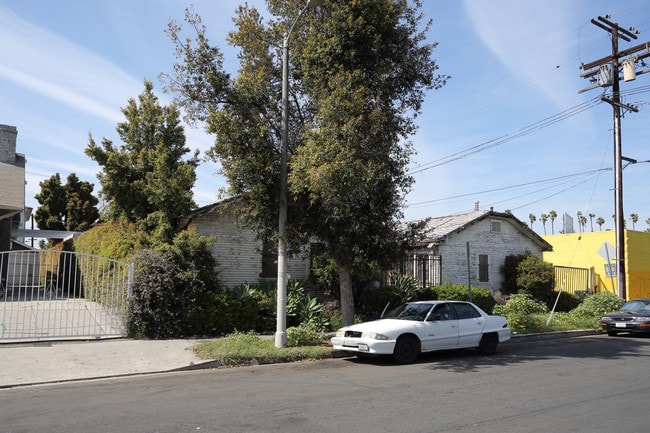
162, 0, 447, 325
85, 80, 198, 242
34, 173, 100, 245
597, 216, 605, 231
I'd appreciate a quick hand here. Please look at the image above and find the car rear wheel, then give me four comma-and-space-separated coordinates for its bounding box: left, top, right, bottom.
393, 335, 420, 364
606, 330, 618, 336
477, 333, 498, 355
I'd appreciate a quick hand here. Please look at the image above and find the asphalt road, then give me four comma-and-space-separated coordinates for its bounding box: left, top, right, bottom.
1, 334, 649, 433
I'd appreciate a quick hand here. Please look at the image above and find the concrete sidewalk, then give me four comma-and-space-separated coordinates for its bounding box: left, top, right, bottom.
0, 338, 210, 388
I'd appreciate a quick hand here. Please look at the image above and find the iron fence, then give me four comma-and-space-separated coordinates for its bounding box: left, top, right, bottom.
0, 250, 132, 340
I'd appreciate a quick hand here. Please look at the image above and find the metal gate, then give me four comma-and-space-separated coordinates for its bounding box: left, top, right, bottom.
0, 250, 132, 341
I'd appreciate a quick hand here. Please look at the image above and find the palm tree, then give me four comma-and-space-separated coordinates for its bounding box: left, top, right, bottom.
577, 211, 583, 233
597, 217, 605, 231
529, 213, 536, 229
630, 213, 639, 230
646, 218, 650, 231
549, 210, 557, 234
588, 213, 595, 232
540, 213, 549, 235
579, 214, 587, 233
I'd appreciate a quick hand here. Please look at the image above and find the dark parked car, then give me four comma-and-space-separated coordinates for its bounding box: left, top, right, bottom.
601, 298, 650, 336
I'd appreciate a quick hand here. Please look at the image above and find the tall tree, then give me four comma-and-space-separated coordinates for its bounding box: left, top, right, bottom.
34, 173, 100, 246
588, 213, 595, 232
540, 213, 548, 235
85, 81, 198, 241
549, 210, 557, 234
597, 216, 605, 231
162, 0, 447, 325
630, 213, 639, 230
528, 213, 536, 229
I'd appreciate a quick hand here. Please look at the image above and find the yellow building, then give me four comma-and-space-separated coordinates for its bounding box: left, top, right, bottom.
543, 230, 650, 300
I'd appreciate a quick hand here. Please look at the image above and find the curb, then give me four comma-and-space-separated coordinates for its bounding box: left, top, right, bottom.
508, 329, 599, 343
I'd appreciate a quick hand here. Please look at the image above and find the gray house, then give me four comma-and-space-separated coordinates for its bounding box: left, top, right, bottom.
396, 207, 553, 293
179, 199, 311, 289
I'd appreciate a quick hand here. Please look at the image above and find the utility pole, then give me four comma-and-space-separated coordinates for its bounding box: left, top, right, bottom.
579, 15, 650, 300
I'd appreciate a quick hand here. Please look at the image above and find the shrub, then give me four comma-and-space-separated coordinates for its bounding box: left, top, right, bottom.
426, 282, 497, 314
287, 322, 323, 347
493, 293, 549, 317
567, 291, 625, 329
517, 253, 555, 306
500, 253, 527, 295
355, 285, 402, 321
126, 249, 185, 338
549, 291, 582, 312
391, 273, 422, 302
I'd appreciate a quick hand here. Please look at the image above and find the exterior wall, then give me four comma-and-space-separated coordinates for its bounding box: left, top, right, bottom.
543, 230, 650, 300
437, 217, 545, 292
190, 209, 309, 289
627, 231, 650, 299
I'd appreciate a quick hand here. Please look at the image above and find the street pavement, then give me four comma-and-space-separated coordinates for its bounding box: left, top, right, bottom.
0, 330, 597, 389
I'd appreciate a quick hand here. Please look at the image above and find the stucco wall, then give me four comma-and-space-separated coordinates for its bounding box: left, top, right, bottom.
543, 230, 650, 300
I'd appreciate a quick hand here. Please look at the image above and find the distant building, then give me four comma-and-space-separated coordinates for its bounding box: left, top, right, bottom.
0, 124, 29, 251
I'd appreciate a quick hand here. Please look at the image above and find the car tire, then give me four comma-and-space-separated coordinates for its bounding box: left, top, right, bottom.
393, 335, 420, 364
477, 333, 498, 355
606, 330, 618, 336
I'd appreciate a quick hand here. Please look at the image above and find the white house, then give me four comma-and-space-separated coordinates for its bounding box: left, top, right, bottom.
179, 199, 310, 289
397, 208, 553, 292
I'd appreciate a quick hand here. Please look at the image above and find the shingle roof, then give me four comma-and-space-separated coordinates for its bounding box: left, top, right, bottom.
411, 209, 552, 251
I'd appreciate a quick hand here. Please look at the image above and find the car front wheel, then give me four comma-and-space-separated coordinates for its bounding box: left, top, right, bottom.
393, 335, 420, 364
477, 333, 498, 355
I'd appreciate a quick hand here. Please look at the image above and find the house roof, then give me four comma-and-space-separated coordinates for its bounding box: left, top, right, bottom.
413, 209, 553, 251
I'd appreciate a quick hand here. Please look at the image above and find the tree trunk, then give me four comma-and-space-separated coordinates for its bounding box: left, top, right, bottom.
338, 264, 355, 326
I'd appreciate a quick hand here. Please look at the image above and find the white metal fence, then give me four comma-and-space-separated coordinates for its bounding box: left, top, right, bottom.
0, 250, 132, 341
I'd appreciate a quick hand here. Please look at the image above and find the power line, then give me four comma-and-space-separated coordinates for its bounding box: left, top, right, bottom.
407, 168, 610, 209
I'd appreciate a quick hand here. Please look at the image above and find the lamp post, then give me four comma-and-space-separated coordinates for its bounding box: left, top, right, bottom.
276, 0, 323, 348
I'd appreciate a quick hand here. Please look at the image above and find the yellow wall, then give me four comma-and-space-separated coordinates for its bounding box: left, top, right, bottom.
543, 230, 650, 300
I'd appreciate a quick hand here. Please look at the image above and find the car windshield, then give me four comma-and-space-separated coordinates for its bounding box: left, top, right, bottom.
620, 300, 650, 312
383, 303, 434, 321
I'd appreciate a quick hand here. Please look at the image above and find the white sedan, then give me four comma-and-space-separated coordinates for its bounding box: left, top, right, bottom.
331, 301, 511, 363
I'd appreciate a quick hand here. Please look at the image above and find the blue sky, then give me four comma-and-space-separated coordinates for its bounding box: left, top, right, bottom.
1, 0, 649, 235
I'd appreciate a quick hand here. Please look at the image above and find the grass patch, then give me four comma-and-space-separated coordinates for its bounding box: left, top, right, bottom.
191, 331, 336, 366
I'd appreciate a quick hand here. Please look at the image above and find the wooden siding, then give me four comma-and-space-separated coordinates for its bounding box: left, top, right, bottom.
190, 210, 309, 288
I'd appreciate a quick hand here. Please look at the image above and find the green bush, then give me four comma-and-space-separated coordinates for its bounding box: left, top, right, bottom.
287, 322, 323, 347
355, 285, 402, 321
517, 253, 555, 306
549, 291, 582, 312
426, 282, 497, 314
493, 293, 549, 316
567, 291, 625, 329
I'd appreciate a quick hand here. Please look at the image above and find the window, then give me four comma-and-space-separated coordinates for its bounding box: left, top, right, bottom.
491, 221, 501, 232
478, 254, 489, 282
452, 303, 482, 319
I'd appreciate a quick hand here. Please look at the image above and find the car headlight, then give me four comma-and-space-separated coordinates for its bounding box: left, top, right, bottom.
361, 332, 389, 340
635, 317, 650, 322
601, 317, 612, 322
